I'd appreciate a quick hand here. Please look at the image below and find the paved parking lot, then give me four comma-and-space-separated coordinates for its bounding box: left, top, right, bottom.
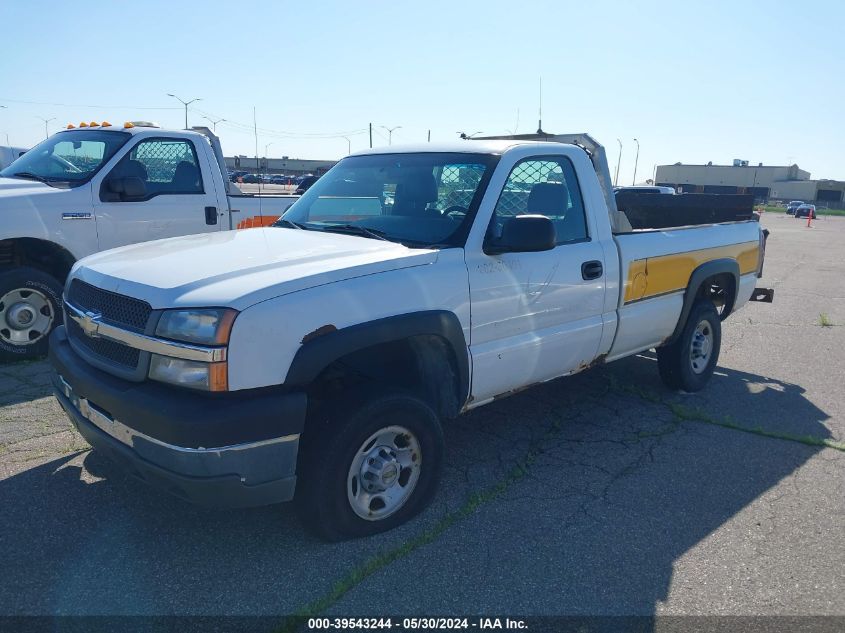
1, 214, 843, 620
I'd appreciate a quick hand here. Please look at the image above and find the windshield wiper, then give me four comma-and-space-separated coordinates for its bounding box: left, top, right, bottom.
318, 224, 390, 241
275, 219, 311, 230
11, 172, 55, 184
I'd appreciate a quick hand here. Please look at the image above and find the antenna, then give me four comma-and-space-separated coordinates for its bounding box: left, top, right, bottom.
253, 106, 263, 217
505, 108, 520, 135
537, 77, 544, 134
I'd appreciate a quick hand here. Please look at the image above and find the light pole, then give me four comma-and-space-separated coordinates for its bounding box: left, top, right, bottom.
264, 142, 274, 157
36, 116, 56, 139
203, 116, 226, 132
614, 138, 622, 186
379, 125, 401, 145
632, 138, 640, 185
341, 136, 351, 155
167, 93, 202, 129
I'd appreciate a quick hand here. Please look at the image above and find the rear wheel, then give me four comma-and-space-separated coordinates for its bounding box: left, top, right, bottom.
657, 300, 721, 392
0, 267, 63, 362
296, 391, 444, 541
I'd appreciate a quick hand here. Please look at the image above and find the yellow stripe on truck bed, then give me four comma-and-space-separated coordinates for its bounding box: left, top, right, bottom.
623, 241, 759, 304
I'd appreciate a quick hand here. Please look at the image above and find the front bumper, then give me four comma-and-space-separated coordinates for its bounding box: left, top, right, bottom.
49, 326, 307, 508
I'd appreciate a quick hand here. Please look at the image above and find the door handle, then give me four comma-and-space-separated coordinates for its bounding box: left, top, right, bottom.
205, 206, 218, 226
581, 260, 603, 280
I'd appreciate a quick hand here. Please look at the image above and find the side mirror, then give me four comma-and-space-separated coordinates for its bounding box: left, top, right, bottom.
104, 177, 147, 201
486, 215, 556, 254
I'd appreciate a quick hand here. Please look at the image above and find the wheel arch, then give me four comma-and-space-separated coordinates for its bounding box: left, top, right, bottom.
286, 310, 470, 419
0, 237, 77, 283
666, 258, 739, 344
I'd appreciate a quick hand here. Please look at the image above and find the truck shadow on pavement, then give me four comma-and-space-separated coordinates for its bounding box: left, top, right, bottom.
0, 354, 833, 619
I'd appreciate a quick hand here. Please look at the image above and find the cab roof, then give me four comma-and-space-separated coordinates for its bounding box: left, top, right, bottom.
351, 139, 573, 157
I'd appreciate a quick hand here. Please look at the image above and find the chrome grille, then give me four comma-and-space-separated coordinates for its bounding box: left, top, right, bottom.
65, 279, 152, 372
67, 279, 151, 332
67, 318, 141, 368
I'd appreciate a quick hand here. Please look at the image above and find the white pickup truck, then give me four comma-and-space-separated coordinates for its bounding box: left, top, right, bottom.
0, 122, 297, 360
49, 133, 773, 540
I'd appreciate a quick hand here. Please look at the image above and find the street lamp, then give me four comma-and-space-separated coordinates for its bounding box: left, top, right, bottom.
167, 93, 202, 129
379, 125, 401, 145
632, 138, 640, 185
341, 136, 351, 155
36, 116, 56, 139
264, 142, 274, 157
615, 138, 622, 186
203, 116, 226, 132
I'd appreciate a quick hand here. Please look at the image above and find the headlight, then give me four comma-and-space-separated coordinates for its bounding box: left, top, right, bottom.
149, 355, 228, 391
155, 308, 237, 345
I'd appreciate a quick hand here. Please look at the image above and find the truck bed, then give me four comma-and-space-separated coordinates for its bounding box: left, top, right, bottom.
615, 192, 755, 230
607, 220, 762, 361
227, 193, 300, 229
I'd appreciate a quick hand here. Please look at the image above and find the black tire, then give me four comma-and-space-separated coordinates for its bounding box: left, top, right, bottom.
296, 391, 444, 541
657, 300, 721, 392
0, 267, 64, 362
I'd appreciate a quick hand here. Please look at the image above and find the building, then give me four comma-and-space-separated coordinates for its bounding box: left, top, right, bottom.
655, 161, 845, 207
225, 155, 336, 177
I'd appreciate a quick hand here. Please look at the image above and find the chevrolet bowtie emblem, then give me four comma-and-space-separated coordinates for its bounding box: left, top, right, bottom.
80, 311, 102, 338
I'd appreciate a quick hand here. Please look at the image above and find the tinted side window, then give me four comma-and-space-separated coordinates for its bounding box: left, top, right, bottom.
491, 156, 588, 245
111, 139, 203, 196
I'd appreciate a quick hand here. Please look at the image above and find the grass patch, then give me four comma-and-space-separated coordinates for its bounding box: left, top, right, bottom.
818, 313, 835, 327
760, 205, 845, 217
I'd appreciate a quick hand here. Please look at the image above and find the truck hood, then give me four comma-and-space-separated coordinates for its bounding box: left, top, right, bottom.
72, 227, 439, 310
0, 177, 56, 198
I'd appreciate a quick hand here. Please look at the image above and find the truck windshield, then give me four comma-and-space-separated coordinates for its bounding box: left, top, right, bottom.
276, 152, 498, 247
0, 130, 131, 187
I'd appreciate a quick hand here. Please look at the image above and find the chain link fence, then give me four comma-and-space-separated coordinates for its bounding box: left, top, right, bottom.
495, 160, 564, 216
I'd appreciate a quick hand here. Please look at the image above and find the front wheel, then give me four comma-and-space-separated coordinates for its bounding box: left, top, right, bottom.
296, 391, 444, 541
0, 267, 64, 362
657, 300, 722, 392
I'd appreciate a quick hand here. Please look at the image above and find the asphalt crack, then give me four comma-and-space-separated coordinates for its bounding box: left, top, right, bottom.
607, 376, 845, 453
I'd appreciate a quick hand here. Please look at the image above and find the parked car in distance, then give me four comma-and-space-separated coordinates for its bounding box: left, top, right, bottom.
295, 174, 320, 195
241, 173, 260, 183
613, 185, 676, 195
794, 204, 816, 219
786, 200, 804, 215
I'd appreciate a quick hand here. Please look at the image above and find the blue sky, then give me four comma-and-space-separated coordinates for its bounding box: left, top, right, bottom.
1, 1, 842, 183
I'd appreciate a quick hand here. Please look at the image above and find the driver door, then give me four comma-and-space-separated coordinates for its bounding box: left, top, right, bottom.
93, 137, 223, 250
466, 155, 607, 402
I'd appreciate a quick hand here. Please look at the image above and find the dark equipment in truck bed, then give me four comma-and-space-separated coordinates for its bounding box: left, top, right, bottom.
615, 193, 755, 230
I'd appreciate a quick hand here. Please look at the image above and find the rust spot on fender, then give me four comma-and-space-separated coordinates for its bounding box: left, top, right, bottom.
301, 324, 337, 344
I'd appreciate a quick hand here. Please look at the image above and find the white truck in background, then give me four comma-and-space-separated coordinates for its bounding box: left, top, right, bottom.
0, 122, 299, 360
0, 145, 29, 170
50, 133, 774, 540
